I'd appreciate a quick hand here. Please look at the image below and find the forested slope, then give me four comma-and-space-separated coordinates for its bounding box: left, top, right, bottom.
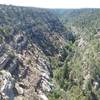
48, 9, 100, 100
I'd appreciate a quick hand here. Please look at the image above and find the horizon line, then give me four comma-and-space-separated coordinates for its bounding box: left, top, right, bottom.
0, 4, 100, 9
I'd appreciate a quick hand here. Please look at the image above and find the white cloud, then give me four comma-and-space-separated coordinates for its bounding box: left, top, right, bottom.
0, 0, 100, 8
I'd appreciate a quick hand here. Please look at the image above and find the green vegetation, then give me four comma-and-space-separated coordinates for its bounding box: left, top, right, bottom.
67, 86, 88, 100
48, 9, 100, 100
0, 36, 3, 44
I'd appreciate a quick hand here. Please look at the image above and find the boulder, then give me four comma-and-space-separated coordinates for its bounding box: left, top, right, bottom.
15, 83, 24, 95
0, 70, 15, 100
0, 54, 10, 69
93, 81, 99, 90
38, 91, 48, 100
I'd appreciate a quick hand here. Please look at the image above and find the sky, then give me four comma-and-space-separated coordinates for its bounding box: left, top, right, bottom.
0, 0, 100, 8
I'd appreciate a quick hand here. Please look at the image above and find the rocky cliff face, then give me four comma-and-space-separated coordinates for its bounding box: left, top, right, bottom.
0, 5, 75, 100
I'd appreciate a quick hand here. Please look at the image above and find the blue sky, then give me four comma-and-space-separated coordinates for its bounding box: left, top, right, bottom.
0, 0, 100, 8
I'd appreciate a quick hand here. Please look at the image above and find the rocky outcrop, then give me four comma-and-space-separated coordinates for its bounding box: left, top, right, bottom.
15, 83, 24, 95
0, 43, 55, 100
35, 56, 54, 100
0, 54, 10, 70
0, 70, 15, 100
14, 33, 28, 53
